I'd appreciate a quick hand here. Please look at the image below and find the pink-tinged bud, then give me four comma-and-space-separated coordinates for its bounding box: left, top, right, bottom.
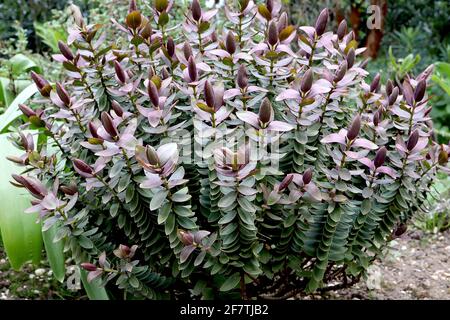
374, 146, 387, 168
69, 4, 85, 28
111, 100, 124, 117
183, 41, 193, 61
147, 81, 160, 108
11, 174, 27, 188
179, 230, 194, 245
346, 48, 355, 69
259, 98, 273, 125
161, 67, 170, 79
302, 168, 313, 185
300, 69, 313, 93
80, 263, 97, 272
58, 41, 74, 60
277, 12, 288, 33
166, 37, 175, 57
204, 81, 215, 109
101, 112, 119, 138
414, 80, 426, 102
279, 174, 294, 191
266, 0, 273, 13
315, 8, 329, 37
73, 159, 94, 178
407, 130, 419, 151
7, 156, 25, 165
388, 87, 399, 105
334, 60, 347, 83
268, 21, 278, 46
237, 65, 248, 89
370, 73, 380, 93
56, 82, 71, 106
19, 104, 36, 117
188, 56, 198, 82
337, 20, 347, 40
114, 61, 127, 83
126, 10, 142, 29
146, 146, 159, 166
225, 31, 236, 55
210, 31, 218, 43
128, 0, 137, 13
386, 79, 393, 96
191, 0, 202, 21
88, 121, 100, 139
373, 109, 381, 126
30, 71, 51, 97
347, 115, 361, 141
60, 184, 78, 196
19, 132, 32, 152
402, 79, 414, 105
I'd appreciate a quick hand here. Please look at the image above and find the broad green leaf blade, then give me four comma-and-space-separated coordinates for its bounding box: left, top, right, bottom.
219, 272, 241, 291
0, 134, 42, 269
80, 268, 109, 300
9, 54, 41, 76
0, 83, 38, 133
42, 222, 66, 283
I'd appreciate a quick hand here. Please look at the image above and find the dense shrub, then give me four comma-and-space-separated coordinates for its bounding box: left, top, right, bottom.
9, 0, 450, 299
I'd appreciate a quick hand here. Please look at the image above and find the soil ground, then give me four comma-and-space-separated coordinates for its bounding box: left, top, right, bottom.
1, 230, 450, 300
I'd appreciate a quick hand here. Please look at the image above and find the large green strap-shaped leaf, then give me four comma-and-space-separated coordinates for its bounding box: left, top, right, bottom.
80, 269, 109, 300
8, 54, 41, 77
0, 134, 42, 269
42, 222, 66, 283
0, 83, 38, 133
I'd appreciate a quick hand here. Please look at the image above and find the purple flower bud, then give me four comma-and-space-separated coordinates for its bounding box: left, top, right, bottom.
60, 184, 78, 196
204, 81, 215, 109
407, 130, 419, 151
334, 60, 347, 83
148, 81, 160, 108
73, 159, 94, 178
183, 41, 193, 61
300, 69, 313, 93
385, 79, 393, 96
302, 168, 313, 185
225, 31, 236, 55
101, 112, 119, 138
161, 67, 170, 79
402, 79, 414, 105
80, 263, 97, 272
337, 20, 347, 40
166, 37, 175, 57
114, 61, 127, 83
111, 100, 124, 117
370, 73, 380, 93
268, 21, 278, 46
388, 87, 399, 105
373, 109, 382, 127
179, 230, 194, 246
146, 146, 159, 166
191, 0, 202, 21
414, 80, 426, 102
188, 56, 198, 82
279, 174, 294, 191
374, 146, 387, 168
347, 115, 361, 141
30, 71, 51, 97
237, 65, 248, 89
88, 121, 100, 139
259, 98, 273, 125
56, 82, 71, 106
58, 41, 74, 61
128, 0, 137, 13
315, 8, 329, 37
19, 104, 36, 117
346, 48, 355, 69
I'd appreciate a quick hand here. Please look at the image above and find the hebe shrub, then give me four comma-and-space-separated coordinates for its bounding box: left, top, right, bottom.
9, 0, 450, 299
